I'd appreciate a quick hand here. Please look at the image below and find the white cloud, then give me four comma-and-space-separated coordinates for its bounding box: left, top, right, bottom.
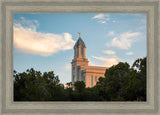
92, 13, 105, 19
14, 17, 75, 56
108, 31, 115, 36
14, 17, 39, 31
91, 56, 119, 67
126, 52, 133, 55
107, 32, 141, 50
92, 13, 110, 23
98, 21, 106, 24
102, 50, 115, 55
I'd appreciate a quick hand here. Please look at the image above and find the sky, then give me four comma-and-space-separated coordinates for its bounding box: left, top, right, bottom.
13, 13, 146, 84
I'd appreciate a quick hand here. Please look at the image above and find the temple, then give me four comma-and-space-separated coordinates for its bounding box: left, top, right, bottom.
71, 33, 109, 87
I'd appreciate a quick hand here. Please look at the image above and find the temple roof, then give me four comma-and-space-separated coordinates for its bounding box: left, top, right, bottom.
74, 37, 86, 48
74, 32, 86, 48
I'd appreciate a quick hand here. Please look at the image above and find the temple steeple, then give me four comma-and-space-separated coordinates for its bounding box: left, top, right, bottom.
74, 33, 86, 59
71, 33, 108, 88
71, 33, 89, 86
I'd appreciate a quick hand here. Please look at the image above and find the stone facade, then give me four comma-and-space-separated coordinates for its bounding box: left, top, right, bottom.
71, 33, 108, 87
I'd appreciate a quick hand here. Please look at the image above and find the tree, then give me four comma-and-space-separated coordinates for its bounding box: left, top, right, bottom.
43, 71, 60, 85
66, 82, 72, 88
126, 57, 146, 101
71, 81, 85, 101
74, 81, 85, 92
14, 68, 62, 101
96, 62, 131, 101
14, 68, 43, 101
14, 57, 146, 101
96, 57, 146, 101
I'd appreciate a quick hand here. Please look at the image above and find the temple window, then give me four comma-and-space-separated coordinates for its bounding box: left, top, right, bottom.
91, 75, 93, 87
81, 47, 83, 57
95, 76, 97, 82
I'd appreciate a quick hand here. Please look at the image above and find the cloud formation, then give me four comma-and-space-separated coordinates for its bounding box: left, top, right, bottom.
126, 52, 133, 55
98, 21, 106, 24
107, 32, 141, 50
91, 56, 119, 67
14, 17, 39, 31
92, 13, 110, 24
14, 17, 75, 56
102, 50, 115, 55
92, 14, 106, 19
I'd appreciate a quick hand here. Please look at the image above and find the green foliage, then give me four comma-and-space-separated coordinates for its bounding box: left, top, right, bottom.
127, 57, 146, 101
97, 62, 131, 101
74, 81, 85, 92
66, 82, 72, 87
95, 57, 146, 101
14, 68, 62, 101
14, 57, 146, 101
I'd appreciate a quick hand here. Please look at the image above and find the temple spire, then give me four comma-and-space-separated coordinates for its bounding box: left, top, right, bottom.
74, 32, 86, 48
79, 32, 81, 39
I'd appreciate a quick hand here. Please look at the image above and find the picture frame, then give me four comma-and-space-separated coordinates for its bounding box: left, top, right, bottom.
0, 0, 159, 114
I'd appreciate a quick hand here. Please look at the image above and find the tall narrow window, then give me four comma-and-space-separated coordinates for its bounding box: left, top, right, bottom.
95, 76, 97, 82
91, 76, 93, 87
81, 47, 83, 57
73, 66, 75, 72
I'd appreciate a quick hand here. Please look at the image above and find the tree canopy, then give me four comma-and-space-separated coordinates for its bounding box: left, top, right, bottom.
14, 57, 146, 101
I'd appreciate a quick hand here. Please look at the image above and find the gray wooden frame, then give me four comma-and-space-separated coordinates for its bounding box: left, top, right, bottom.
0, 0, 159, 114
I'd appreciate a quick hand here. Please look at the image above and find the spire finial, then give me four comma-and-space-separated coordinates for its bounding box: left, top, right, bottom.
79, 32, 81, 38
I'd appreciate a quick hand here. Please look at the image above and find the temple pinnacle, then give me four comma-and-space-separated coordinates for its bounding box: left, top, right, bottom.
79, 32, 81, 38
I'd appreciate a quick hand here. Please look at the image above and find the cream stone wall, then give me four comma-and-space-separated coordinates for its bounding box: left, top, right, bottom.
71, 55, 108, 87
84, 66, 108, 87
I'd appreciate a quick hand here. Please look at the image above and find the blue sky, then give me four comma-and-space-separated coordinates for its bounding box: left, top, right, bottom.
14, 13, 146, 84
